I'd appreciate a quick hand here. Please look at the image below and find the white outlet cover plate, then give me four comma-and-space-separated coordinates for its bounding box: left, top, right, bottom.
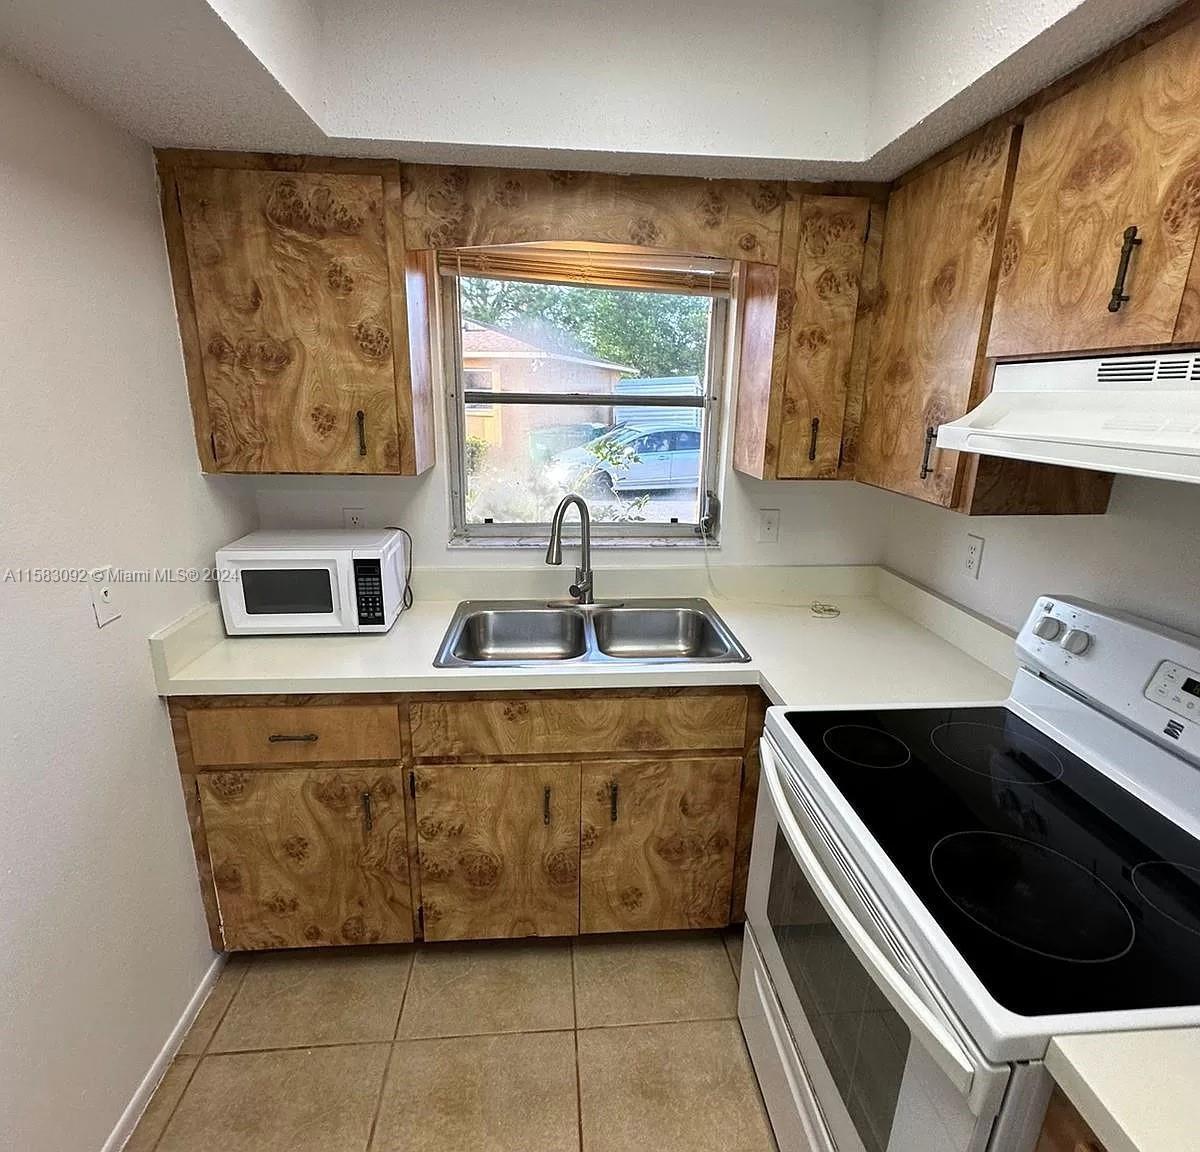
342, 507, 366, 529
757, 509, 781, 544
88, 568, 123, 627
965, 533, 985, 579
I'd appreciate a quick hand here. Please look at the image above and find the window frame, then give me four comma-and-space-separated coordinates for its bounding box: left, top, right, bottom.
442, 270, 727, 546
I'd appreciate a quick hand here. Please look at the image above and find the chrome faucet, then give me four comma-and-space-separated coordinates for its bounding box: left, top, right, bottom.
546, 494, 594, 604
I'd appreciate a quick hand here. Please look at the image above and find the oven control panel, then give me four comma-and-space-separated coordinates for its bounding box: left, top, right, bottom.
1145, 660, 1200, 724
1017, 596, 1200, 764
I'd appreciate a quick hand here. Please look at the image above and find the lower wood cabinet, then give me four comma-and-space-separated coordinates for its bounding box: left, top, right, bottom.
411, 761, 581, 941
1036, 1088, 1107, 1152
580, 757, 742, 933
170, 688, 766, 949
199, 766, 413, 950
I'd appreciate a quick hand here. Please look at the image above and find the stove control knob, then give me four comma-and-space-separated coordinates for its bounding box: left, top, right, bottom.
1060, 628, 1092, 656
1033, 616, 1064, 641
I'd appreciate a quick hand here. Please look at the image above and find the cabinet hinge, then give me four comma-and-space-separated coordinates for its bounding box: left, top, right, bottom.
408, 771, 416, 799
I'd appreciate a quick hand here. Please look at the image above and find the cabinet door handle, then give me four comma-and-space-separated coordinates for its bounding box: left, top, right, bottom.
356, 410, 367, 456
1108, 224, 1142, 313
808, 417, 820, 462
919, 426, 936, 480
543, 786, 551, 826
362, 791, 373, 832
268, 733, 319, 743
610, 781, 619, 823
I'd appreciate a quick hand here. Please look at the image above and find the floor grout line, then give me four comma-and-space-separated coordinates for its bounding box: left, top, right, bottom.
571, 938, 584, 1152
363, 1038, 397, 1152
146, 1053, 203, 1152
198, 953, 253, 1058
392, 949, 416, 1041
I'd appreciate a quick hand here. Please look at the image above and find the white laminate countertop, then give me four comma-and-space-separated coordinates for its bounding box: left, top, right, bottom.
148, 568, 1014, 705
1048, 1030, 1200, 1152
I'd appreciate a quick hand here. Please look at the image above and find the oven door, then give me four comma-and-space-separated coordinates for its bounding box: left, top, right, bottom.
219, 552, 357, 635
743, 735, 1009, 1152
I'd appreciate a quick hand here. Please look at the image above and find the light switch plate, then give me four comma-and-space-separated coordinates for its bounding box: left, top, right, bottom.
88, 567, 123, 628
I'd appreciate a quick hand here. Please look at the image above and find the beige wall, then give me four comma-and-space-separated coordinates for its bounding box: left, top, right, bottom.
0, 59, 257, 1150
878, 477, 1200, 634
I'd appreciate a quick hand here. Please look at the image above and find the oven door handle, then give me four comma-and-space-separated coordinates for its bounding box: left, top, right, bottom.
761, 738, 979, 1100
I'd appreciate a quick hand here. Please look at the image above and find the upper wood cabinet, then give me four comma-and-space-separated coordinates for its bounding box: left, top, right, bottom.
199, 766, 413, 950
989, 19, 1200, 357
857, 128, 1016, 506
580, 757, 741, 933
734, 193, 873, 480
856, 128, 1112, 515
411, 760, 581, 941
158, 154, 435, 475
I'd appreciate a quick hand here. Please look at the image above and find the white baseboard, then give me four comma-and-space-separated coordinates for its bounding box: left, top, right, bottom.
100, 952, 226, 1152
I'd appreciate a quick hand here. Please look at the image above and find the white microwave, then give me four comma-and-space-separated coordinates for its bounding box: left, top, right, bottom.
216, 529, 409, 636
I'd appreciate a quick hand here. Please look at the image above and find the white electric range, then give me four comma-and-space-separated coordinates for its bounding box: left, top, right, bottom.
740, 596, 1200, 1152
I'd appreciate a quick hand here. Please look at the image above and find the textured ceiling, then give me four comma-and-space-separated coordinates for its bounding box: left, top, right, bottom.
0, 0, 1184, 178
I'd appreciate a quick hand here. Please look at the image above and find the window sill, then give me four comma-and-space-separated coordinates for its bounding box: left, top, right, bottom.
447, 534, 719, 551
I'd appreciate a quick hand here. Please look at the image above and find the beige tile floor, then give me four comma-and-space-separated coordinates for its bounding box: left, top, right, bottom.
127, 927, 770, 1152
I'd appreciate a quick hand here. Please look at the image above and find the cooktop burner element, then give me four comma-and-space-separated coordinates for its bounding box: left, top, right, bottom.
1132, 861, 1200, 937
931, 721, 1064, 784
822, 724, 912, 769
783, 704, 1200, 1016
930, 831, 1135, 963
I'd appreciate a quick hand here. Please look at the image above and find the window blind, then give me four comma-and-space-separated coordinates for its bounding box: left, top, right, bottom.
437, 243, 733, 297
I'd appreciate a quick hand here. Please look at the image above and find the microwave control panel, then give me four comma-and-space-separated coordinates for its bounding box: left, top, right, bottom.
354, 559, 385, 625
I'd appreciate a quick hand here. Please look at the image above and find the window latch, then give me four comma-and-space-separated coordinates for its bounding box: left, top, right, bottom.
697, 489, 720, 539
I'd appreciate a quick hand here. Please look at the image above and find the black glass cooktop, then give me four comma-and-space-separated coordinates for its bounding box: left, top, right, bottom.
786, 706, 1200, 1018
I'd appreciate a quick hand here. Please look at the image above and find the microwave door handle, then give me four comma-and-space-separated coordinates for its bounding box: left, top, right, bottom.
760, 738, 980, 1101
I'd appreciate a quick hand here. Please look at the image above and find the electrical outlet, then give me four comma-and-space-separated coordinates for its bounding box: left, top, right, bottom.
88, 567, 123, 628
965, 533, 985, 580
757, 508, 781, 544
342, 508, 366, 530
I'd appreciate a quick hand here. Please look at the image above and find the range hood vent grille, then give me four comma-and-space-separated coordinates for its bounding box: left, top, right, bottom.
1096, 354, 1200, 383
936, 349, 1200, 485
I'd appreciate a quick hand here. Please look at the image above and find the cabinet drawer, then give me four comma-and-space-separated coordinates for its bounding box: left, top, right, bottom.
187, 705, 401, 766
410, 692, 749, 758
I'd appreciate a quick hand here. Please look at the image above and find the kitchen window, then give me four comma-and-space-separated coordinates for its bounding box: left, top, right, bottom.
440, 245, 730, 544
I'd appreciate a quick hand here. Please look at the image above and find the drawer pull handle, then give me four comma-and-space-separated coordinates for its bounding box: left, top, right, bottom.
610, 781, 619, 823
268, 733, 319, 743
919, 425, 936, 480
362, 791, 373, 832
1108, 224, 1142, 313
356, 410, 367, 456
808, 417, 819, 462
543, 786, 551, 826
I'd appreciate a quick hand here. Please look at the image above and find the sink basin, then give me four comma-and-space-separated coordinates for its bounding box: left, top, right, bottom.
592, 606, 740, 660
447, 607, 588, 664
434, 598, 749, 667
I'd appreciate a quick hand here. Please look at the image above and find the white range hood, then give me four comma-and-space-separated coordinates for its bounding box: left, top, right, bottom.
937, 351, 1200, 483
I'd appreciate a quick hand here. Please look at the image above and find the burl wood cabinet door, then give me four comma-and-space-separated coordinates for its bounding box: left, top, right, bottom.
199, 767, 413, 950
856, 126, 1016, 506
580, 757, 741, 933
775, 196, 871, 479
177, 168, 402, 473
989, 20, 1200, 357
412, 762, 581, 941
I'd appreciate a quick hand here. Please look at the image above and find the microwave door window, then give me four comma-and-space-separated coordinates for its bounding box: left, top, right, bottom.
241, 569, 334, 615
766, 828, 909, 1152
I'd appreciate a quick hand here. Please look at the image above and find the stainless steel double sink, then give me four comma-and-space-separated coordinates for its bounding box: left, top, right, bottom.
433, 597, 750, 668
